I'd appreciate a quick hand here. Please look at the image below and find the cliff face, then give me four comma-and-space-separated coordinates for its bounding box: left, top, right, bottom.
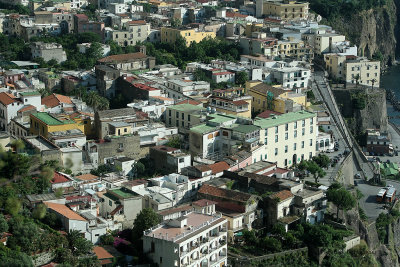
324, 0, 398, 66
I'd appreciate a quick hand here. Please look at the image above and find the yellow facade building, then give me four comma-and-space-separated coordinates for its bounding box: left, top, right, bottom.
245, 23, 264, 37
30, 112, 85, 138
161, 27, 216, 46
248, 82, 307, 114
257, 0, 309, 21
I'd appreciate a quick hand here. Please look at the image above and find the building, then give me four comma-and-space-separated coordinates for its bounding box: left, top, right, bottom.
44, 201, 88, 233
165, 79, 210, 100
143, 212, 228, 267
208, 88, 252, 118
116, 78, 161, 103
256, 0, 309, 20
366, 129, 393, 156
150, 145, 191, 173
314, 33, 346, 55
254, 110, 317, 167
161, 27, 216, 46
74, 14, 105, 39
95, 65, 121, 98
30, 42, 67, 64
107, 20, 150, 47
100, 187, 142, 228
324, 54, 380, 86
165, 104, 205, 134
97, 51, 155, 71
29, 112, 85, 138
248, 82, 307, 114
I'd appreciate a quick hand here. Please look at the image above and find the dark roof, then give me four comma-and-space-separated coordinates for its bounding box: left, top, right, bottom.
198, 184, 252, 203
269, 190, 294, 202
192, 199, 217, 207
243, 172, 279, 185
207, 161, 230, 174
97, 108, 137, 119
98, 52, 148, 64
251, 83, 285, 97
157, 204, 192, 216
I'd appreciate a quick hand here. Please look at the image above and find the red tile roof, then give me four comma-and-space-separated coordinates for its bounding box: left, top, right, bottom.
0, 92, 17, 106
270, 190, 293, 202
42, 93, 72, 108
93, 246, 114, 260
17, 105, 35, 113
207, 161, 230, 174
256, 110, 282, 119
127, 20, 146, 25
194, 165, 212, 172
44, 202, 86, 221
232, 100, 248, 106
51, 172, 71, 184
176, 99, 202, 106
226, 12, 248, 18
192, 199, 217, 207
198, 184, 252, 202
133, 83, 159, 91
98, 52, 147, 63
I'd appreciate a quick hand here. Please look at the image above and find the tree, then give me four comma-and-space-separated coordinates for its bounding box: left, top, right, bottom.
326, 186, 356, 219
312, 154, 330, 168
66, 230, 93, 256
0, 249, 33, 267
166, 137, 181, 149
0, 214, 8, 234
5, 197, 21, 216
7, 221, 40, 254
133, 161, 145, 177
32, 203, 47, 220
132, 208, 161, 240
235, 71, 248, 86
99, 233, 114, 245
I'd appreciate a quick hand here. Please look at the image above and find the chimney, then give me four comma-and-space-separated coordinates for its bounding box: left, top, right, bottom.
139, 45, 146, 55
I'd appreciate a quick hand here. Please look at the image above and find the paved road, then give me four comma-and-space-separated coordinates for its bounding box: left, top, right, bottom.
356, 177, 388, 219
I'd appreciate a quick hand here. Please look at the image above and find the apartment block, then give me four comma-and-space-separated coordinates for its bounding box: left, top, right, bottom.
143, 212, 228, 267
208, 88, 252, 118
256, 0, 309, 20
254, 110, 317, 167
161, 27, 216, 46
165, 104, 205, 134
314, 33, 346, 55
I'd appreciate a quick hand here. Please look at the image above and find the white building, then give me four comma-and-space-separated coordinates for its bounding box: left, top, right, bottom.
143, 212, 228, 267
165, 79, 210, 100
30, 42, 67, 64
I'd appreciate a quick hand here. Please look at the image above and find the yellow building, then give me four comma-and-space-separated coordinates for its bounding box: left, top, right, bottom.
324, 54, 380, 86
245, 23, 264, 38
161, 27, 216, 46
277, 38, 313, 59
30, 112, 85, 138
248, 82, 307, 114
259, 0, 309, 21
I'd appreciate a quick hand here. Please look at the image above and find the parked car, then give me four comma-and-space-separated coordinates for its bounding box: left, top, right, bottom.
354, 173, 361, 179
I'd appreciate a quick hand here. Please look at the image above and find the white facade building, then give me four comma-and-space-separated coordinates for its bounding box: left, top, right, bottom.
143, 212, 228, 267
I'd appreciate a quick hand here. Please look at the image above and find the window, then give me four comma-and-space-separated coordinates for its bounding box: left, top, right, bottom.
309, 152, 313, 158
301, 141, 304, 148
302, 128, 305, 136
285, 124, 288, 131
285, 132, 288, 140
264, 137, 268, 145
160, 257, 162, 264
124, 128, 127, 132
275, 126, 278, 134
285, 145, 288, 153
188, 115, 191, 121
294, 122, 297, 129
310, 139, 313, 146
265, 129, 268, 136
109, 200, 112, 206
182, 121, 184, 127
302, 120, 305, 127
181, 113, 184, 119
310, 118, 313, 124
275, 135, 278, 143
294, 143, 297, 150
310, 126, 313, 134
294, 130, 297, 138
275, 148, 278, 156
176, 112, 179, 118
284, 159, 288, 166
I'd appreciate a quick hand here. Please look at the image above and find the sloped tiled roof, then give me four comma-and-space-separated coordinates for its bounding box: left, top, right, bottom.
257, 110, 282, 119
192, 199, 217, 207
93, 246, 113, 260
42, 93, 72, 108
17, 104, 35, 113
44, 201, 86, 221
0, 92, 17, 106
98, 52, 147, 63
176, 99, 201, 106
51, 172, 71, 184
207, 161, 230, 175
198, 184, 252, 202
251, 83, 285, 97
270, 190, 294, 202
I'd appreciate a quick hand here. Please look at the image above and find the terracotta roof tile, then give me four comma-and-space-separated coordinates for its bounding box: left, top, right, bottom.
192, 199, 217, 207
198, 184, 252, 202
176, 99, 202, 106
207, 161, 229, 174
270, 190, 293, 202
17, 105, 36, 113
51, 172, 71, 184
98, 52, 147, 63
0, 92, 17, 106
158, 204, 192, 216
93, 246, 113, 260
44, 202, 86, 221
127, 20, 146, 25
76, 173, 98, 181
232, 100, 248, 106
42, 93, 72, 108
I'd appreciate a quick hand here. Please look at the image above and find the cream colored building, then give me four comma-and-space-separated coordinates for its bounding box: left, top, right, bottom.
256, 0, 309, 21
324, 54, 380, 86
314, 34, 346, 55
107, 21, 150, 47
161, 27, 216, 46
254, 110, 317, 168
